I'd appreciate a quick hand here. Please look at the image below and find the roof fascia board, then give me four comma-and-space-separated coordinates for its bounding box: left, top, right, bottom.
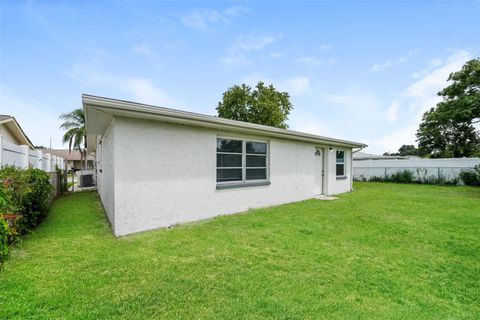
83, 94, 367, 149
2, 118, 34, 149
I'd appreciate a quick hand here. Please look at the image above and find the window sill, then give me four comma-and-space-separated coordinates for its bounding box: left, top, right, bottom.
216, 181, 271, 190
336, 176, 348, 180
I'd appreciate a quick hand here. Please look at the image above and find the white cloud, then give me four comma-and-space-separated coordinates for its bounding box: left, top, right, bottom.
324, 89, 382, 112
311, 88, 398, 146
0, 85, 64, 148
289, 97, 379, 145
181, 10, 226, 30
369, 50, 473, 153
68, 64, 175, 106
291, 119, 335, 138
294, 44, 335, 67
223, 6, 248, 17
222, 34, 277, 67
411, 57, 445, 78
386, 102, 399, 123
270, 52, 283, 59
371, 125, 418, 154
370, 58, 405, 72
370, 49, 418, 72
233, 50, 472, 154
181, 6, 247, 31
132, 43, 153, 58
296, 56, 336, 67
123, 78, 173, 106
221, 54, 251, 67
295, 122, 324, 135
131, 43, 160, 66
236, 34, 276, 51
403, 50, 471, 103
296, 56, 324, 67
319, 44, 331, 52
283, 76, 311, 95
430, 58, 443, 67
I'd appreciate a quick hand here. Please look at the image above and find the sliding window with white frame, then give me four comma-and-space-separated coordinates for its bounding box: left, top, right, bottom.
216, 137, 269, 187
336, 150, 346, 177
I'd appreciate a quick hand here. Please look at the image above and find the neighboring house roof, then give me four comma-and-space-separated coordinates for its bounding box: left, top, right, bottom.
0, 115, 34, 149
46, 149, 94, 161
353, 151, 421, 160
83, 94, 367, 152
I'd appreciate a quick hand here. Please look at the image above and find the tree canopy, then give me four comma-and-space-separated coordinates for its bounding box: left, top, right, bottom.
216, 81, 293, 128
437, 58, 480, 124
384, 145, 420, 157
59, 108, 87, 168
416, 58, 480, 158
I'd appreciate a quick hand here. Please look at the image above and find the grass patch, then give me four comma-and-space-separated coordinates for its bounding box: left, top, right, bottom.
1, 183, 479, 319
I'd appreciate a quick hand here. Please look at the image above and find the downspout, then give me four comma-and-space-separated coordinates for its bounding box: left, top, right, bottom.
352, 146, 366, 154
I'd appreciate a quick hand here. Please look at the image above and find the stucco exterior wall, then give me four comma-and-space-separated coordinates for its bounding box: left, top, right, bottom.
0, 124, 21, 145
96, 121, 115, 230
105, 117, 353, 236
325, 148, 352, 195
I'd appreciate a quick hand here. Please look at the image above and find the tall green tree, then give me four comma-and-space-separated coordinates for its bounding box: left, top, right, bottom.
416, 58, 480, 158
437, 58, 480, 124
216, 81, 293, 128
59, 108, 87, 169
417, 108, 478, 158
397, 144, 420, 157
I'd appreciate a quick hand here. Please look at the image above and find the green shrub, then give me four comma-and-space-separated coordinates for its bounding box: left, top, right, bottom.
0, 166, 53, 233
421, 174, 459, 185
0, 166, 27, 212
390, 170, 415, 183
366, 170, 414, 183
368, 175, 388, 182
0, 217, 9, 264
0, 166, 53, 264
365, 169, 460, 185
459, 165, 480, 186
20, 168, 53, 230
0, 181, 13, 212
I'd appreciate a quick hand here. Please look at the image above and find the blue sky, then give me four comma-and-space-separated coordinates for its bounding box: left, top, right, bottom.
1, 1, 479, 153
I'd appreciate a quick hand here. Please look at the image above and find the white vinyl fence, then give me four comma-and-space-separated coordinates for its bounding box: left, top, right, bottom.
353, 158, 480, 183
0, 135, 65, 172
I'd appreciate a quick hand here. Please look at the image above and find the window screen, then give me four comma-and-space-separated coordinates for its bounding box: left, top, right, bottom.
336, 150, 345, 176
217, 138, 268, 183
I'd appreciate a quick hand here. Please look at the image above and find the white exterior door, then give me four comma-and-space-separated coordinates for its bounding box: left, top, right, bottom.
314, 148, 324, 195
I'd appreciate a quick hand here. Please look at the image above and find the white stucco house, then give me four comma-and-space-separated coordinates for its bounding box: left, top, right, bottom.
83, 94, 367, 236
0, 115, 34, 149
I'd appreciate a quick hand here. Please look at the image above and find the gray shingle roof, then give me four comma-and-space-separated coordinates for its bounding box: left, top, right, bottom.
46, 149, 94, 161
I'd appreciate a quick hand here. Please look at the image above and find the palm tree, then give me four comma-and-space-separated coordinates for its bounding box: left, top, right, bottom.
59, 108, 87, 170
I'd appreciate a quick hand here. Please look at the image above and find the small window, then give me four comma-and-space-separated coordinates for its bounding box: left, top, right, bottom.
217, 168, 242, 182
217, 139, 242, 153
336, 150, 345, 176
216, 139, 243, 182
246, 142, 267, 154
217, 154, 242, 167
216, 138, 268, 185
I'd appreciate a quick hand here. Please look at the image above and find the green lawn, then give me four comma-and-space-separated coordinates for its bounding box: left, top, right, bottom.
1, 182, 479, 319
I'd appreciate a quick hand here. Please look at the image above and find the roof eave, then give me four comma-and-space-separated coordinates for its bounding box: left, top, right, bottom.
1, 117, 34, 149
83, 94, 367, 150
